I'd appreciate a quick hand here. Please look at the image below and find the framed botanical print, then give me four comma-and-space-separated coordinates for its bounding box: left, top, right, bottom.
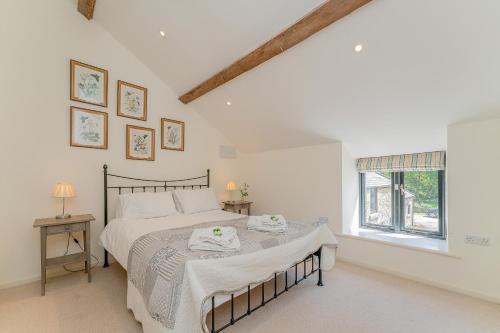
70, 107, 108, 149
161, 118, 185, 151
117, 80, 147, 121
126, 125, 155, 161
70, 59, 108, 107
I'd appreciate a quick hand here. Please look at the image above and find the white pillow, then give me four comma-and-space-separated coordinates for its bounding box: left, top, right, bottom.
173, 188, 221, 214
116, 191, 178, 220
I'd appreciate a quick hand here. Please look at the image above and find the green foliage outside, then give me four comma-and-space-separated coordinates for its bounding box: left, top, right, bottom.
377, 171, 439, 213
404, 171, 439, 212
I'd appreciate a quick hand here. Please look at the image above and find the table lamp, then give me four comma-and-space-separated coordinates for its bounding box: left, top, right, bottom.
226, 181, 237, 202
52, 182, 75, 219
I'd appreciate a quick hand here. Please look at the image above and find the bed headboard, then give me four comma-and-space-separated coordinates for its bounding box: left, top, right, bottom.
102, 164, 210, 267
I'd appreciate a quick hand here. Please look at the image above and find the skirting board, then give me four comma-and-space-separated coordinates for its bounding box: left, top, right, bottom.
3, 254, 497, 306
0, 255, 110, 291
0, 265, 71, 291
337, 256, 500, 305
0, 275, 42, 291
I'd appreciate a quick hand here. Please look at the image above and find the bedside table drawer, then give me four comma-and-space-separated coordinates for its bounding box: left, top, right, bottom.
46, 222, 86, 235
223, 201, 252, 216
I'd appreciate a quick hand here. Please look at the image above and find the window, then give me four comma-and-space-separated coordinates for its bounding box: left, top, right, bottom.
360, 170, 445, 239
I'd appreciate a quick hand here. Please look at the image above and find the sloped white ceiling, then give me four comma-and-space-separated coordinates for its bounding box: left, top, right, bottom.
94, 0, 500, 157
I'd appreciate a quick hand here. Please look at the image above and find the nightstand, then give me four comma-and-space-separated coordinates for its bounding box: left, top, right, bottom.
223, 201, 252, 215
33, 214, 95, 296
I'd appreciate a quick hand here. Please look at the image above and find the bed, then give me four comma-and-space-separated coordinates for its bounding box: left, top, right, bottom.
99, 165, 338, 333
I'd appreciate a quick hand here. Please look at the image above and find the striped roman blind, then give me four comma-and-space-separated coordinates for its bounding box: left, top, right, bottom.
356, 151, 446, 173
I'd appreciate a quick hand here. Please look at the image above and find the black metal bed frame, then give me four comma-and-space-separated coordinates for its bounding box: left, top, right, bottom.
103, 164, 210, 267
102, 164, 324, 333
207, 248, 323, 333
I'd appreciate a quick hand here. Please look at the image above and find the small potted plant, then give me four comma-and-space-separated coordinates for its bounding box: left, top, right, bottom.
239, 183, 249, 202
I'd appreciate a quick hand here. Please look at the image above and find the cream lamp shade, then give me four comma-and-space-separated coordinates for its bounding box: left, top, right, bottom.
52, 182, 76, 198
52, 182, 75, 219
226, 181, 237, 191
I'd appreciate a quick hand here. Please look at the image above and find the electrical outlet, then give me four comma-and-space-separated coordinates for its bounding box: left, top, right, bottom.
465, 235, 490, 246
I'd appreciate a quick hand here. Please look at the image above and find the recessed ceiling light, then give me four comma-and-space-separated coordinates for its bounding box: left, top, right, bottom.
354, 44, 363, 52
226, 101, 231, 106
160, 31, 166, 37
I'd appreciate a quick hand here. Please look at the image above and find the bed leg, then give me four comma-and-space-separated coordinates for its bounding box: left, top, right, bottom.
261, 283, 265, 306
247, 286, 251, 315
211, 296, 216, 333
104, 249, 109, 268
230, 294, 235, 324
316, 247, 323, 287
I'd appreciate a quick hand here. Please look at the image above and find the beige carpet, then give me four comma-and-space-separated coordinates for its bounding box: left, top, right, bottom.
1, 261, 499, 333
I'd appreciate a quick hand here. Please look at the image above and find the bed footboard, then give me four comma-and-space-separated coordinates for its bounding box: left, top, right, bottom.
208, 247, 323, 333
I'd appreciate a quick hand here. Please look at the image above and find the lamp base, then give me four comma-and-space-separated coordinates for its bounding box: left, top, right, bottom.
56, 214, 72, 219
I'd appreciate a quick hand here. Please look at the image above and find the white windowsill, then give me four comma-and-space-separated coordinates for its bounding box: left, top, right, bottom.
337, 228, 461, 259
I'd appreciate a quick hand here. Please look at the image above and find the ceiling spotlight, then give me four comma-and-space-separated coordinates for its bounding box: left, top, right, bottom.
226, 101, 231, 106
160, 31, 166, 37
354, 44, 363, 52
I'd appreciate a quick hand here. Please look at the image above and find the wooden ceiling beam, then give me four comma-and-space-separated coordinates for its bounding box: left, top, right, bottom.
78, 0, 96, 20
179, 0, 373, 104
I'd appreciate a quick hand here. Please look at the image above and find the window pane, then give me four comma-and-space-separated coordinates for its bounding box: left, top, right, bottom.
402, 171, 440, 233
363, 172, 393, 227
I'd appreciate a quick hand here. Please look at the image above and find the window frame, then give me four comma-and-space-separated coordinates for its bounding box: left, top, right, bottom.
359, 171, 446, 239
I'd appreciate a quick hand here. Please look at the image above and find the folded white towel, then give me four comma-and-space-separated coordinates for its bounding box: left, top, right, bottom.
260, 214, 287, 226
197, 226, 236, 247
248, 225, 286, 233
247, 215, 288, 233
188, 227, 240, 252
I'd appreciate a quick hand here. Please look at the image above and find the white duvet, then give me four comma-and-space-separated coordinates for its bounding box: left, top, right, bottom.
100, 210, 338, 333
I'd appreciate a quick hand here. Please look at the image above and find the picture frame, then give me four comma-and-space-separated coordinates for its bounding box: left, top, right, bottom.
117, 80, 148, 121
70, 107, 108, 149
161, 118, 185, 151
126, 125, 155, 161
70, 59, 108, 107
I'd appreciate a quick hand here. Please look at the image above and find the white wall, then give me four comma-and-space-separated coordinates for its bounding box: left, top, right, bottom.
2, 1, 498, 304
239, 120, 500, 303
0, 0, 238, 287
341, 146, 359, 233
238, 143, 343, 231
338, 118, 500, 303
